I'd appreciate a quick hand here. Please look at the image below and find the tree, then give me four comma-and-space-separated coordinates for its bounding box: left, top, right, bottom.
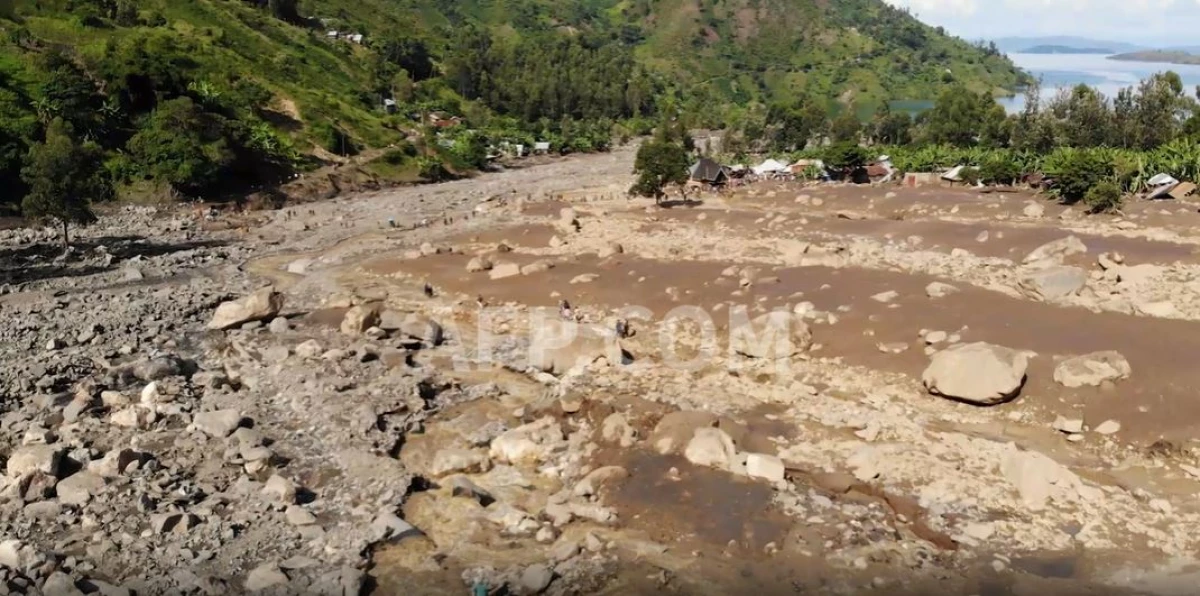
267, 0, 300, 22
871, 104, 912, 145
127, 97, 234, 194
767, 97, 826, 151
823, 141, 869, 179
630, 138, 690, 204
830, 107, 861, 143
20, 119, 112, 248
919, 85, 1008, 147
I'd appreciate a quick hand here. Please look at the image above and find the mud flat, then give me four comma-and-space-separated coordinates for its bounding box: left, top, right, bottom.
5, 146, 1200, 594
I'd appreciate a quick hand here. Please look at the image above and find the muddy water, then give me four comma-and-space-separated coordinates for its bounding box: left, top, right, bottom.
375, 251, 1200, 442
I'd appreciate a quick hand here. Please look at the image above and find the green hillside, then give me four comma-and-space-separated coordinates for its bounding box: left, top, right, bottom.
0, 0, 1029, 215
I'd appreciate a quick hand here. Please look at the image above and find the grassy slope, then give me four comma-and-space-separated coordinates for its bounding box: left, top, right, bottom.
633, 0, 1027, 106
3, 0, 1027, 157
7, 0, 408, 152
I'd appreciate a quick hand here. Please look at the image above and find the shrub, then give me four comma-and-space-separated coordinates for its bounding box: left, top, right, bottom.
1084, 180, 1123, 213
959, 166, 980, 186
416, 156, 450, 181
823, 141, 869, 173
381, 143, 416, 165
1044, 148, 1113, 203
979, 155, 1021, 185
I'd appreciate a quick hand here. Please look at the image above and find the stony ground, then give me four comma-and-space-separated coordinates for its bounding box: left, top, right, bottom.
6, 144, 1200, 595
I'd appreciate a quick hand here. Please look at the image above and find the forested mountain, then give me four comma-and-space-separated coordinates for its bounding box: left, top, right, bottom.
0, 0, 1028, 215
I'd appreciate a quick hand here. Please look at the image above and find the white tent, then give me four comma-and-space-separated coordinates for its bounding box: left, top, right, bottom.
752, 159, 789, 176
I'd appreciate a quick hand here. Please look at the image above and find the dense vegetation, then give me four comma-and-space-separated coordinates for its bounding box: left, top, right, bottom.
0, 0, 1027, 221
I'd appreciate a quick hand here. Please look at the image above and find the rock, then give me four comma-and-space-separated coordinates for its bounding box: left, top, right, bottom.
208, 288, 285, 330
245, 563, 289, 591
6, 445, 61, 478
43, 572, 83, 596
285, 505, 317, 526
521, 261, 553, 276
419, 242, 439, 256
1000, 449, 1079, 511
263, 475, 298, 504
286, 258, 313, 274
490, 262, 521, 280
88, 449, 144, 477
549, 235, 565, 248
429, 449, 491, 477
683, 427, 737, 471
871, 291, 899, 303
448, 476, 493, 505
370, 511, 422, 542
268, 317, 291, 334
573, 466, 629, 497
600, 413, 636, 447
109, 407, 154, 429
0, 539, 22, 569
295, 340, 324, 359
877, 342, 908, 354
729, 312, 812, 359
193, 409, 243, 438
489, 417, 565, 464
400, 314, 443, 346
133, 355, 188, 381
1023, 202, 1046, 218
597, 242, 624, 258
922, 342, 1028, 405
466, 256, 493, 272
529, 320, 626, 375
745, 453, 785, 482
121, 266, 145, 282
340, 305, 381, 335
1052, 416, 1084, 434
924, 330, 948, 344
140, 382, 162, 405
1024, 236, 1087, 266
1053, 351, 1131, 388
1019, 266, 1087, 300
56, 472, 105, 505
1136, 300, 1179, 318
570, 273, 599, 284
976, 231, 989, 243
925, 282, 959, 299
1095, 420, 1121, 435
150, 512, 199, 534
519, 564, 553, 595
650, 411, 718, 455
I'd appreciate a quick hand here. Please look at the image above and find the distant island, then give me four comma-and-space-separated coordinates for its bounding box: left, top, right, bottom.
1109, 50, 1200, 65
1023, 45, 1113, 54
989, 36, 1143, 54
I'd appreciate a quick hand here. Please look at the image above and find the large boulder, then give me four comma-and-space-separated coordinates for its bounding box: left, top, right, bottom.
1019, 266, 1087, 301
490, 262, 521, 280
649, 411, 719, 455
1053, 351, 1131, 388
207, 288, 284, 330
922, 342, 1028, 405
1023, 236, 1087, 267
529, 319, 628, 375
400, 314, 444, 346
683, 428, 738, 471
489, 417, 565, 464
340, 305, 381, 335
729, 312, 812, 359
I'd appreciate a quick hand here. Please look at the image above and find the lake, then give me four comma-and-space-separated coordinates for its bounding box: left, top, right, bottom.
997, 53, 1200, 112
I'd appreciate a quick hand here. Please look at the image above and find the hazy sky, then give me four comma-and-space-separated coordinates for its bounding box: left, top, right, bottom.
884, 0, 1200, 46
